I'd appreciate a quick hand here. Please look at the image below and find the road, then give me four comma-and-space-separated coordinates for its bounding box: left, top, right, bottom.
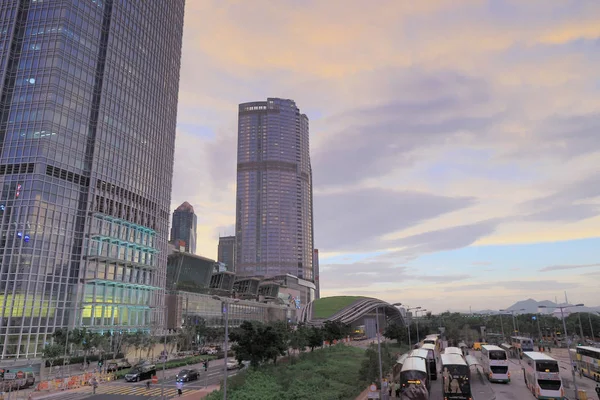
24, 358, 239, 400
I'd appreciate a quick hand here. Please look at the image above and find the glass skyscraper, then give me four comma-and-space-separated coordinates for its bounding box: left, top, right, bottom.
0, 0, 185, 359
170, 201, 197, 254
235, 98, 314, 280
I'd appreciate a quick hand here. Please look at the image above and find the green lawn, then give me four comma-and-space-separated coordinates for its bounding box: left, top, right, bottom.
206, 345, 368, 400
312, 296, 367, 319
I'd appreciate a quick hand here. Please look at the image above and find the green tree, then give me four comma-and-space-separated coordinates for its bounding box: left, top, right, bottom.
359, 343, 395, 389
322, 321, 350, 345
289, 325, 309, 358
307, 326, 324, 351
43, 343, 65, 368
384, 323, 406, 344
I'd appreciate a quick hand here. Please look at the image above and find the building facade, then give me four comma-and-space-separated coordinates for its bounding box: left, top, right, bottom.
313, 249, 320, 299
170, 201, 197, 254
235, 98, 314, 280
217, 235, 235, 271
0, 1, 185, 359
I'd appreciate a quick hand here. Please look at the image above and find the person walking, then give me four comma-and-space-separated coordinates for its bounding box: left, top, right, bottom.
595, 383, 600, 399
176, 380, 183, 397
146, 380, 151, 390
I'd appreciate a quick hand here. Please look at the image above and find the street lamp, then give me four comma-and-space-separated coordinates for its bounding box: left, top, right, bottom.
588, 313, 596, 342
415, 309, 427, 344
539, 303, 584, 400
497, 312, 506, 341
499, 309, 525, 335
374, 305, 384, 395
212, 295, 239, 400
406, 306, 421, 347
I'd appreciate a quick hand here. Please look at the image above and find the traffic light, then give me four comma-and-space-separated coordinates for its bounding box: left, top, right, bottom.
98, 360, 103, 367
203, 361, 208, 372
0, 368, 4, 379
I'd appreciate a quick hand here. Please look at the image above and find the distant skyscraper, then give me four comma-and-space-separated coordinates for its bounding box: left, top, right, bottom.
218, 235, 236, 271
313, 249, 320, 299
0, 1, 185, 359
235, 98, 314, 279
170, 202, 197, 254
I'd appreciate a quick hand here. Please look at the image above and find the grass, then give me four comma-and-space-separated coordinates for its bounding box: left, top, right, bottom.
206, 344, 368, 400
312, 296, 367, 319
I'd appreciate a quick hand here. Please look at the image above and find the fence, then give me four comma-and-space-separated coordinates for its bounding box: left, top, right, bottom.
35, 372, 115, 392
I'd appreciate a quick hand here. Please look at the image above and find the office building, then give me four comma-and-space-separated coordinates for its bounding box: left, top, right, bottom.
217, 235, 235, 271
170, 201, 197, 254
314, 249, 320, 299
0, 1, 185, 359
235, 98, 314, 280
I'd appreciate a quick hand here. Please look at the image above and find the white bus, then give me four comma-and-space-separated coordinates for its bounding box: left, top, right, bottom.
481, 345, 510, 383
423, 335, 441, 353
444, 347, 463, 357
511, 336, 534, 357
400, 356, 430, 393
522, 352, 564, 400
418, 344, 438, 381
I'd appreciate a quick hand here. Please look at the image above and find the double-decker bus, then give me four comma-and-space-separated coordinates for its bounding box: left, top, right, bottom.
400, 356, 430, 394
522, 352, 564, 399
481, 345, 510, 383
574, 346, 600, 382
440, 353, 472, 400
413, 346, 437, 381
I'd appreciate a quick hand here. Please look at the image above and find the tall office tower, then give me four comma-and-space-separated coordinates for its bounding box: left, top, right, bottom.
0, 1, 185, 359
217, 235, 235, 271
170, 202, 197, 254
313, 249, 320, 299
235, 98, 314, 280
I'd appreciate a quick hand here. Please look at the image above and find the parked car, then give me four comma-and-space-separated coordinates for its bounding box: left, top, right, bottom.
176, 369, 199, 382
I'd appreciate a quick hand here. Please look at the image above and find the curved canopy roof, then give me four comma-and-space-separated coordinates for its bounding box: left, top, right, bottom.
300, 296, 405, 326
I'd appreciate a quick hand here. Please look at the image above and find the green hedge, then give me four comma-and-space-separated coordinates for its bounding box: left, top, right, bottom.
45, 353, 125, 367
206, 344, 367, 400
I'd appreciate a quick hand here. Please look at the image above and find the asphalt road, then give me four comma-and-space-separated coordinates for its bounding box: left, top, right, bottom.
27, 359, 240, 400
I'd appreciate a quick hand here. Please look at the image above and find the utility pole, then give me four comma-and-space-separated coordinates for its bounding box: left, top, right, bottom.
375, 307, 384, 397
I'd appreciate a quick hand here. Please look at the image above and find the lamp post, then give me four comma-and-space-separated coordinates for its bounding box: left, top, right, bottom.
539, 304, 584, 400
415, 309, 427, 343
588, 313, 596, 342
498, 313, 506, 341
406, 306, 421, 347
212, 296, 239, 400
577, 312, 584, 343
391, 303, 405, 346
499, 309, 525, 335
374, 306, 384, 395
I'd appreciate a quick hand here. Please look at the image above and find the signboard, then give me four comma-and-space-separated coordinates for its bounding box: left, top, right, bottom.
367, 383, 379, 399
4, 372, 16, 380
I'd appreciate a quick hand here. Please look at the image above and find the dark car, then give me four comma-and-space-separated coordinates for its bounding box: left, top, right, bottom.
176, 369, 199, 382
125, 364, 156, 382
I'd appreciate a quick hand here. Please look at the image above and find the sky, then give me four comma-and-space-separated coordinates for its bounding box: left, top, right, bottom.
171, 0, 600, 313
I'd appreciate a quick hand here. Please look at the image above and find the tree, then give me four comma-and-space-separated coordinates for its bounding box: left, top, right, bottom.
359, 343, 395, 389
289, 325, 309, 358
384, 323, 406, 344
307, 326, 324, 351
229, 321, 261, 367
43, 344, 65, 368
322, 321, 350, 345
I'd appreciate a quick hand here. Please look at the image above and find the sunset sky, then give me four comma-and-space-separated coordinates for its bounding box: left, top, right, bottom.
171, 0, 600, 312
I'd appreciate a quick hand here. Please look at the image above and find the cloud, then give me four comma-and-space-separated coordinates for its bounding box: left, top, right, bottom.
320, 262, 407, 289
382, 220, 500, 259
314, 188, 475, 252
472, 261, 492, 266
539, 263, 600, 272
312, 69, 501, 186
442, 280, 581, 293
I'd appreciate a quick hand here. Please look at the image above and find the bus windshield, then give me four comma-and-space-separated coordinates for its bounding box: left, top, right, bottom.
401, 370, 427, 385
442, 365, 470, 394
536, 361, 559, 373
489, 350, 507, 360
